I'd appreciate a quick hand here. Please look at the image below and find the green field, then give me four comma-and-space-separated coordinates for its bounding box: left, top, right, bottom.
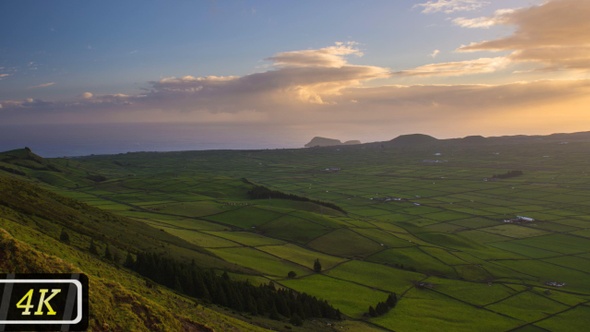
3, 135, 590, 331
281, 274, 387, 318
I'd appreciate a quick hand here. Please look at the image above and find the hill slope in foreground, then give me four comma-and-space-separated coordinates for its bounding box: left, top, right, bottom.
0, 175, 273, 331
0, 152, 363, 332
2, 131, 590, 331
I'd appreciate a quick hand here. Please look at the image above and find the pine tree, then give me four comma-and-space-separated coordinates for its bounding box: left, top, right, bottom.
59, 229, 70, 244
269, 305, 280, 320
113, 250, 121, 264
104, 244, 112, 261
376, 301, 388, 315
89, 239, 98, 255
290, 313, 303, 326
386, 293, 398, 308
368, 306, 376, 317
313, 258, 322, 273
123, 252, 135, 268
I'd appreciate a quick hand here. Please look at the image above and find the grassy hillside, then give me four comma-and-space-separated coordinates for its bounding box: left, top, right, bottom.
0, 220, 267, 331
0, 167, 361, 331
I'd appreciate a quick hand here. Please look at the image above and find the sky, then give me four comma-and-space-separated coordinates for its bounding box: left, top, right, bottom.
1, 0, 589, 156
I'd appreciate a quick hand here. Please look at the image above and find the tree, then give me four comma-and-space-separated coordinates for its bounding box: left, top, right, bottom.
113, 250, 121, 264
368, 306, 376, 317
287, 271, 297, 278
313, 259, 322, 273
289, 313, 303, 326
269, 306, 280, 320
59, 229, 70, 244
386, 293, 398, 308
124, 252, 135, 268
104, 244, 112, 261
376, 302, 388, 315
89, 239, 98, 255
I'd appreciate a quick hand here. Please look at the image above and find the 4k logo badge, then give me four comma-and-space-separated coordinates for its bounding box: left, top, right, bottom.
0, 274, 88, 331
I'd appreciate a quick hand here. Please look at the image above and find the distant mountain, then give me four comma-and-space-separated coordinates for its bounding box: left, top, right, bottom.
389, 134, 438, 146
304, 136, 361, 148
310, 131, 590, 151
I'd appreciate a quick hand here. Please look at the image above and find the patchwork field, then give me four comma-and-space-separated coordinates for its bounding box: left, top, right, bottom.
4, 136, 590, 331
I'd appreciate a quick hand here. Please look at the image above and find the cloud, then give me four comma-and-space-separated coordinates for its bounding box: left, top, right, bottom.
458, 0, 590, 72
267, 42, 363, 68
416, 0, 489, 14
341, 80, 590, 110
0, 42, 389, 118
452, 9, 513, 28
28, 82, 56, 89
2, 41, 589, 143
430, 49, 441, 58
0, 74, 10, 80
396, 57, 509, 77
147, 42, 389, 105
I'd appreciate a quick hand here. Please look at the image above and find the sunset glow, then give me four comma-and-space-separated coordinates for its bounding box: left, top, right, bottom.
1, 0, 588, 156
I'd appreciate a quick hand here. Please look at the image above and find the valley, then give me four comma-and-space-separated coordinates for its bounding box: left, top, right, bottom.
1, 133, 590, 331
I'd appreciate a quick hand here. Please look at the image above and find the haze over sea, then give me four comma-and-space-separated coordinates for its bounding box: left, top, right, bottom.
0, 123, 301, 157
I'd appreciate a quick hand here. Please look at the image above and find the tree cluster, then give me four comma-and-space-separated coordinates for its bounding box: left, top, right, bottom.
0, 165, 26, 176
365, 293, 397, 318
247, 185, 345, 213
130, 252, 342, 322
86, 174, 108, 183
491, 170, 523, 179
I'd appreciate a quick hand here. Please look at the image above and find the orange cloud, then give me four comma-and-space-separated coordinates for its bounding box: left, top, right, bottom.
1, 41, 588, 142
459, 0, 590, 72
396, 57, 509, 77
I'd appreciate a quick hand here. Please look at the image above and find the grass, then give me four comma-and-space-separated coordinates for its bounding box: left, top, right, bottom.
307, 228, 383, 257
490, 241, 559, 259
280, 274, 388, 318
0, 219, 269, 332
258, 215, 332, 244
486, 290, 570, 322
205, 231, 285, 246
206, 206, 284, 229
480, 224, 549, 238
542, 255, 590, 274
326, 260, 423, 293
534, 304, 590, 331
429, 277, 517, 306
511, 234, 590, 255
257, 244, 347, 270
161, 228, 239, 248
367, 247, 457, 276
494, 259, 590, 293
372, 288, 520, 332
148, 201, 227, 217
209, 247, 310, 278
353, 228, 418, 248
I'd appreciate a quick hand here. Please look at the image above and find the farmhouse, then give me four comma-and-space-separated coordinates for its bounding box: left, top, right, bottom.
371, 196, 406, 203
422, 159, 447, 163
503, 215, 535, 223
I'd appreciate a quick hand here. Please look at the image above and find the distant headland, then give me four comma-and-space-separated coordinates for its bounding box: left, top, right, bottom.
304, 137, 362, 148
